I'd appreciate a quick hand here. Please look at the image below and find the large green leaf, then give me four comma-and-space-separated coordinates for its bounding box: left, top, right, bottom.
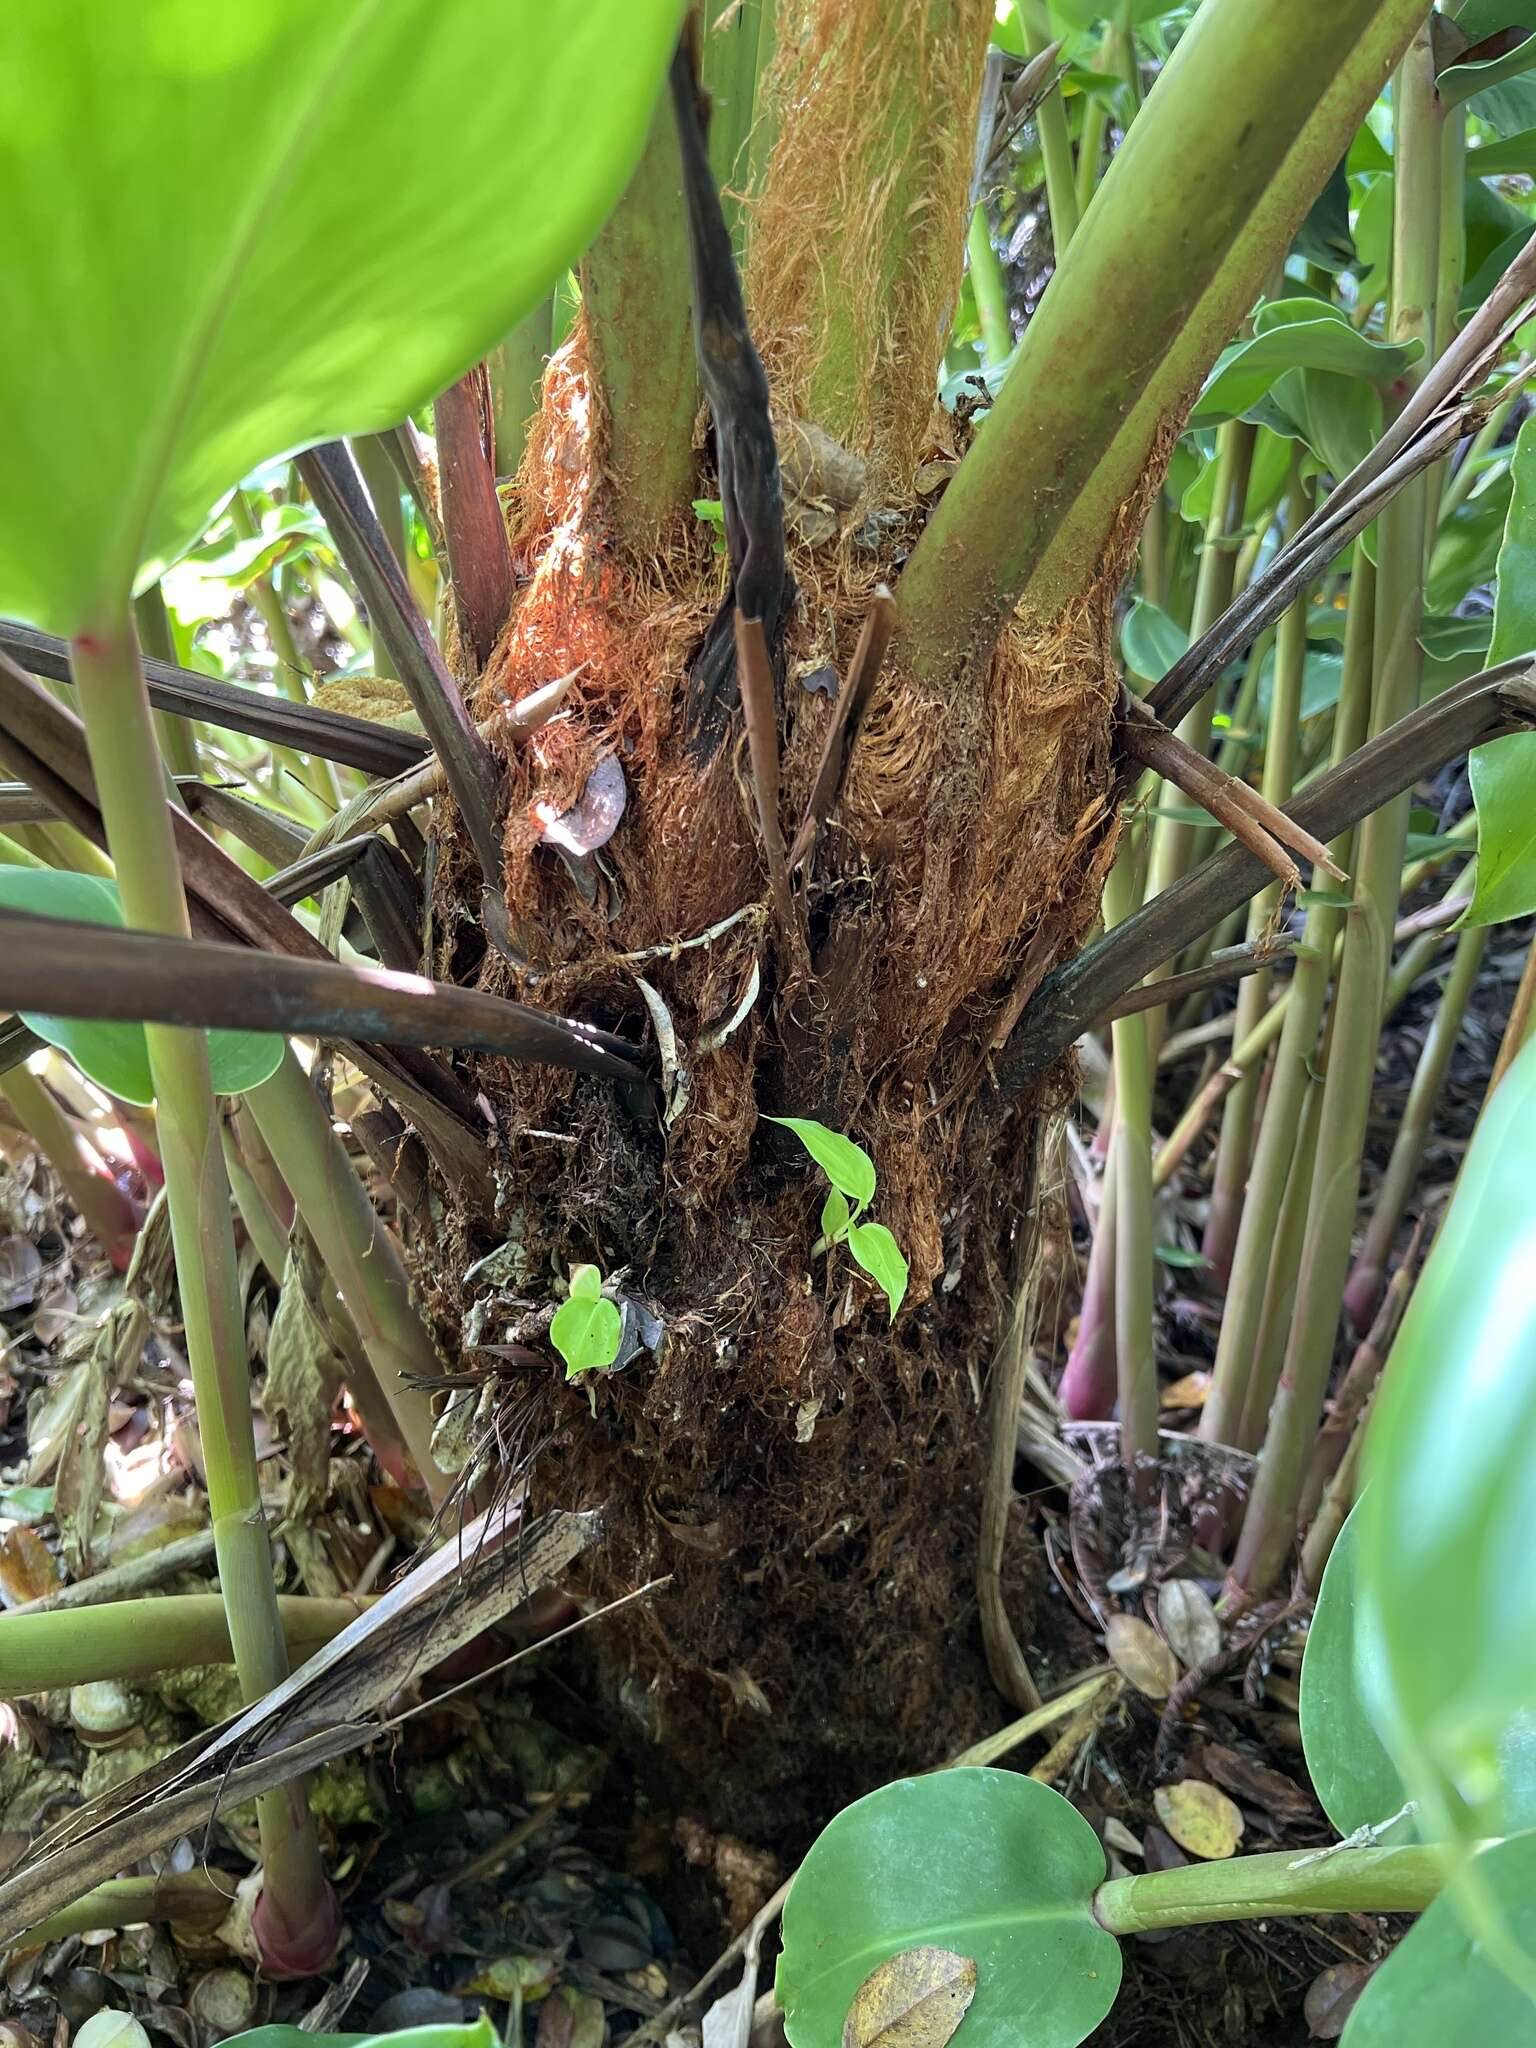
1341, 1837, 1536, 2045
0, 0, 681, 634
1254, 366, 1383, 480
1358, 1030, 1536, 1851
775, 1769, 1121, 2048
1426, 466, 1514, 614
1300, 1505, 1416, 1843
223, 2025, 496, 2048
1192, 300, 1421, 426
0, 865, 282, 1103
1466, 412, 1536, 926
1120, 599, 1189, 685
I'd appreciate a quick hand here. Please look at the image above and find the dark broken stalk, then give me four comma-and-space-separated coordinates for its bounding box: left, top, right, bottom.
1122, 700, 1346, 880
1101, 936, 1297, 1022
1, 619, 428, 777
0, 907, 645, 1080
735, 611, 800, 954
789, 588, 898, 872
1002, 660, 1536, 1087
670, 36, 792, 747
295, 442, 506, 898
434, 364, 516, 670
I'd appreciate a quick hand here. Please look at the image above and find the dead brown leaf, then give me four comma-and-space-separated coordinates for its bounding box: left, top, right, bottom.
1157, 1580, 1221, 1671
1201, 1742, 1314, 1823
842, 1948, 977, 2048
1153, 1781, 1244, 1860
1105, 1613, 1180, 1698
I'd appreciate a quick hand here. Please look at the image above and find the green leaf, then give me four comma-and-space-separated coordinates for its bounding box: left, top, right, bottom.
1250, 367, 1383, 481
1257, 644, 1345, 722
846, 1221, 909, 1320
1177, 422, 1292, 529
1467, 125, 1536, 174
1358, 1031, 1536, 1851
1300, 1505, 1417, 1843
1340, 1836, 1536, 2044
775, 1769, 1121, 2048
821, 1188, 852, 1244
766, 1116, 877, 1208
1462, 224, 1536, 315
1439, 28, 1536, 111
1467, 411, 1536, 926
1120, 599, 1189, 685
0, 0, 681, 634
1192, 300, 1421, 425
222, 2025, 497, 2048
550, 1274, 622, 1378
1426, 467, 1514, 614
0, 865, 282, 1103
1292, 158, 1354, 273
1153, 1243, 1209, 1270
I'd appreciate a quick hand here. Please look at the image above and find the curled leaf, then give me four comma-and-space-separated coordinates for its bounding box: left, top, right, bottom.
843, 1947, 977, 2048
536, 753, 627, 856
1105, 1613, 1179, 1699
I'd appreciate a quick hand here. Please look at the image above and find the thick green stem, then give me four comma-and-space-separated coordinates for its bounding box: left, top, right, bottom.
967, 206, 1012, 368
244, 1050, 447, 1502
0, 1592, 368, 1693
67, 614, 335, 1965
23, 1873, 232, 1946
1236, 1075, 1322, 1451
581, 105, 699, 551
1, 1062, 139, 1264
1200, 553, 1376, 1449
701, 0, 776, 257
1230, 29, 1440, 1597
898, 0, 1424, 672
1094, 1841, 1444, 1935
134, 587, 200, 777
1204, 463, 1310, 1281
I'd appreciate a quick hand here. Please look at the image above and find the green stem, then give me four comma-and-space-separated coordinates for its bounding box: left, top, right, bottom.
898, 0, 1425, 669
1347, 921, 1487, 1327
1015, 3, 1080, 255
1200, 552, 1376, 1450
352, 433, 409, 569
23, 1873, 232, 1946
229, 494, 338, 816
133, 587, 200, 778
581, 103, 700, 551
243, 1050, 448, 1501
1230, 26, 1440, 1596
0, 1593, 368, 1693
1093, 1840, 1444, 1935
487, 297, 553, 483
967, 206, 1012, 368
1236, 1074, 1322, 1451
1438, 388, 1517, 522
1204, 461, 1310, 1281
1105, 852, 1158, 1465
67, 612, 335, 1965
701, 0, 776, 257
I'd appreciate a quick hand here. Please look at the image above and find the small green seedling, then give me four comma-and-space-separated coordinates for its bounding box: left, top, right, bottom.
692, 497, 727, 554
550, 1264, 623, 1378
767, 1115, 909, 1321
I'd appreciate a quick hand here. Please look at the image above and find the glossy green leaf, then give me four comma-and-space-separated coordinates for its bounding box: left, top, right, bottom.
0, 0, 681, 634
0, 865, 283, 1103
1177, 422, 1292, 529
775, 1769, 1121, 2048
821, 1188, 852, 1243
1120, 599, 1189, 685
1300, 1506, 1416, 1843
223, 2024, 496, 2048
1466, 412, 1536, 926
1259, 367, 1382, 480
551, 1268, 622, 1377
1467, 125, 1536, 174
1470, 68, 1536, 134
766, 1116, 877, 1208
1425, 468, 1514, 615
846, 1221, 909, 1321
1462, 224, 1536, 314
1192, 300, 1421, 425
1439, 27, 1536, 111
1341, 1837, 1536, 2045
1358, 1031, 1536, 1850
